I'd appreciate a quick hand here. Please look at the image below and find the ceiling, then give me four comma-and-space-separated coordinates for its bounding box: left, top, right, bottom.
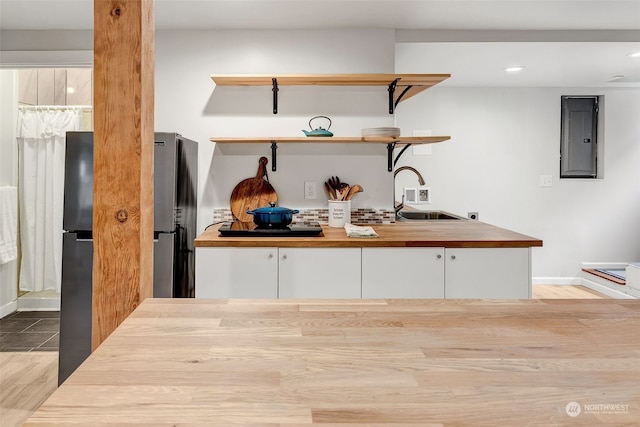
1, 0, 639, 31
1, 0, 639, 86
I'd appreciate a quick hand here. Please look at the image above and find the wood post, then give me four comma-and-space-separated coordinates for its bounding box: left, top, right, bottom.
92, 0, 155, 350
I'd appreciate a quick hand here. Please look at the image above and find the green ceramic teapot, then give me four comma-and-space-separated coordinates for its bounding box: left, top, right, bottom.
302, 115, 333, 137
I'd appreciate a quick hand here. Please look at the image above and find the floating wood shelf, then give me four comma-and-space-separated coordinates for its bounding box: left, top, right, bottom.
210, 136, 450, 144
211, 136, 451, 172
210, 73, 451, 114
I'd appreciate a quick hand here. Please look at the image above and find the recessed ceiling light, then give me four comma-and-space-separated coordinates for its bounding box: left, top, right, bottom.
504, 66, 525, 73
628, 52, 640, 58
67, 87, 75, 94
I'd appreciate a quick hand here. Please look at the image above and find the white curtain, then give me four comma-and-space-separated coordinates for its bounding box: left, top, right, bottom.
17, 107, 82, 292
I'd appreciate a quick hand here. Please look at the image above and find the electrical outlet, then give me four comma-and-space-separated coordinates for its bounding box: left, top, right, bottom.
540, 175, 553, 187
304, 181, 316, 199
404, 187, 430, 204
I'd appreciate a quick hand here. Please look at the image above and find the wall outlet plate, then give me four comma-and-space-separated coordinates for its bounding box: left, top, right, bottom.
304, 181, 316, 199
404, 186, 430, 204
540, 175, 553, 187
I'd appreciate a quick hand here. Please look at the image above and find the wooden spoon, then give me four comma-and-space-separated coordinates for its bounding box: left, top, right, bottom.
345, 184, 363, 200
330, 176, 341, 192
324, 181, 336, 200
338, 184, 350, 201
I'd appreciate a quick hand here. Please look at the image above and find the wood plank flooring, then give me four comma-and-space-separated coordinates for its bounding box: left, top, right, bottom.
23, 296, 639, 426
0, 352, 57, 427
532, 284, 609, 299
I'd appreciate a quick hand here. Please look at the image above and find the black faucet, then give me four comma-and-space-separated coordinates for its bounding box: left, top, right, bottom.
393, 166, 426, 214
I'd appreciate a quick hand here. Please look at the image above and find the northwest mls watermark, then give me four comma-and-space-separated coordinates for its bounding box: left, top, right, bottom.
566, 401, 630, 417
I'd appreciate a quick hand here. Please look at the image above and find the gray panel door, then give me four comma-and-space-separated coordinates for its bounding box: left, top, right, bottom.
560, 96, 598, 178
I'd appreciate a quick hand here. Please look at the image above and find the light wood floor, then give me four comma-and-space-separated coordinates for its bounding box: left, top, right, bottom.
532, 284, 609, 299
0, 352, 57, 427
0, 285, 611, 427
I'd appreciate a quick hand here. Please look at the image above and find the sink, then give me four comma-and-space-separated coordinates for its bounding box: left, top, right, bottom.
396, 210, 467, 221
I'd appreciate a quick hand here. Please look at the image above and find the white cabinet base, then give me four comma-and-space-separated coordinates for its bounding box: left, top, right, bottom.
445, 248, 531, 299
362, 248, 445, 298
195, 246, 533, 300
278, 248, 361, 298
195, 247, 278, 298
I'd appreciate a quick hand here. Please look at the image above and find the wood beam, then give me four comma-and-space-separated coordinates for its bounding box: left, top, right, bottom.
92, 0, 155, 350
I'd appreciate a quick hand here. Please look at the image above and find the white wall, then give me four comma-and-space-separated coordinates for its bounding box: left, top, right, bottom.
0, 70, 18, 316
395, 86, 640, 277
4, 29, 638, 281
154, 29, 397, 231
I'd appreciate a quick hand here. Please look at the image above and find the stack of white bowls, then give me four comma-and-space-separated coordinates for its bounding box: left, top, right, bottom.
361, 127, 401, 138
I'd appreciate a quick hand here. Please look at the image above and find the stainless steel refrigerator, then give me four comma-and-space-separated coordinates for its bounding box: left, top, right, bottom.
58, 131, 198, 385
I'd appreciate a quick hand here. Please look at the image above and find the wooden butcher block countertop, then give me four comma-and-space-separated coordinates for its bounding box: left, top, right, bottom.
26, 298, 640, 426
195, 220, 543, 248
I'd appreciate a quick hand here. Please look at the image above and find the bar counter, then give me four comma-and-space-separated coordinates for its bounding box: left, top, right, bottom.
26, 298, 639, 425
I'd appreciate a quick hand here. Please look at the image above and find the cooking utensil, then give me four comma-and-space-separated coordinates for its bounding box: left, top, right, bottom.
337, 183, 350, 201
302, 116, 333, 137
345, 184, 363, 200
329, 176, 341, 192
230, 157, 278, 223
246, 202, 299, 228
324, 181, 336, 200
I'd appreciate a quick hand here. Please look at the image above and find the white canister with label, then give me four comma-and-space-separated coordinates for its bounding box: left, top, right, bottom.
328, 200, 351, 228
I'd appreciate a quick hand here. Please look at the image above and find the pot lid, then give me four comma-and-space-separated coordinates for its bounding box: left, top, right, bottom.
247, 202, 298, 215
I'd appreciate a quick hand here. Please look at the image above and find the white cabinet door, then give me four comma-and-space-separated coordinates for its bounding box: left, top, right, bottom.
362, 248, 445, 298
195, 247, 278, 298
278, 248, 361, 298
445, 248, 531, 299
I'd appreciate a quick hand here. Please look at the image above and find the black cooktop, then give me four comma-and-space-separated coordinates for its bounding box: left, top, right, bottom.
218, 221, 324, 237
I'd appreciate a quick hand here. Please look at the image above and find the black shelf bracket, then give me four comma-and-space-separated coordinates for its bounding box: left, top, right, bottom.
393, 143, 412, 167
394, 85, 413, 109
387, 79, 416, 114
270, 141, 278, 171
386, 142, 396, 172
272, 78, 279, 114
387, 78, 399, 114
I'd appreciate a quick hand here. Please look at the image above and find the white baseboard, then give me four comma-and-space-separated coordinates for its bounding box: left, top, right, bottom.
580, 278, 635, 299
0, 300, 18, 319
17, 292, 61, 311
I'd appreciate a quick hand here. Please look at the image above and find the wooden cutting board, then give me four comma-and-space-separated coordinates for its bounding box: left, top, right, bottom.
230, 157, 278, 222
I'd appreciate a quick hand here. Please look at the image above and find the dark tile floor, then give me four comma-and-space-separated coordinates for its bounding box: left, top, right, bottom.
0, 311, 59, 352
